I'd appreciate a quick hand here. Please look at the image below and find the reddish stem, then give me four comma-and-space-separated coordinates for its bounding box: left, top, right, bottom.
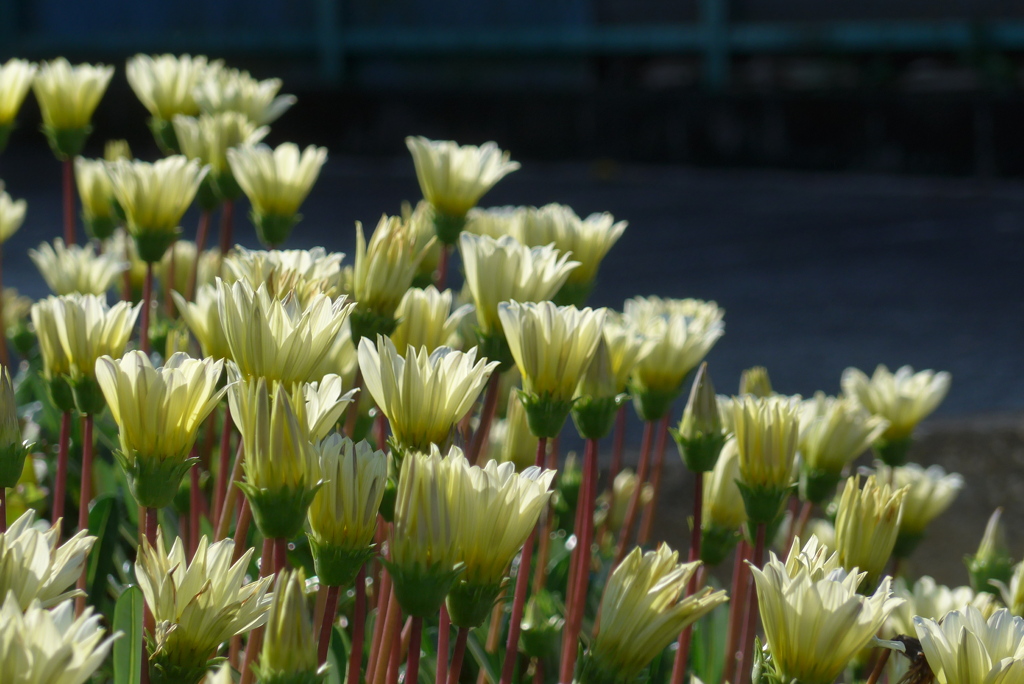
498, 437, 546, 684
670, 471, 705, 684
437, 605, 451, 684
531, 440, 558, 595
865, 648, 892, 684
384, 606, 402, 684
232, 499, 252, 562
366, 561, 392, 680
53, 411, 71, 532
140, 262, 153, 355
637, 414, 671, 545
219, 199, 234, 256
373, 587, 402, 684
63, 158, 75, 245
348, 567, 368, 684
560, 437, 599, 684
738, 524, 768, 684
74, 413, 95, 615
213, 407, 233, 532
447, 626, 469, 684
188, 209, 211, 300
165, 245, 177, 317
561, 441, 589, 671
274, 538, 288, 575
721, 540, 751, 684
374, 411, 388, 451
467, 372, 500, 466
613, 421, 654, 565
319, 584, 341, 666
793, 500, 813, 547
215, 442, 245, 541
189, 459, 201, 559
435, 245, 450, 290
406, 617, 423, 684
240, 538, 274, 684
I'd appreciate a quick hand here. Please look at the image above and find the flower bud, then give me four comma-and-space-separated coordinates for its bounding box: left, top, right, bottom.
835, 474, 907, 590
966, 508, 1015, 596
257, 570, 323, 684
0, 367, 30, 489
674, 363, 725, 473
739, 366, 772, 397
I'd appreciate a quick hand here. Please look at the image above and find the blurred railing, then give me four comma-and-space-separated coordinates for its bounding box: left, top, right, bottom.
3, 0, 1024, 89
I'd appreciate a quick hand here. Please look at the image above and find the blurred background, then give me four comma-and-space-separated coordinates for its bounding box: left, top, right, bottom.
3, 0, 1024, 575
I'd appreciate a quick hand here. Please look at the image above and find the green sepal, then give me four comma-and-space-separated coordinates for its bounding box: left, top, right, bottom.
11, 320, 35, 358
115, 450, 199, 509
237, 481, 321, 541
349, 307, 398, 343
965, 552, 1016, 596
874, 435, 913, 467
893, 529, 926, 559
70, 374, 106, 416
673, 429, 727, 474
148, 117, 180, 154
82, 213, 117, 241
134, 228, 181, 264
553, 279, 594, 308
0, 122, 12, 154
474, 329, 514, 372
0, 443, 32, 489
797, 465, 842, 506
383, 557, 464, 619
520, 390, 574, 440
446, 579, 504, 628
253, 211, 301, 248
148, 653, 211, 684
42, 124, 91, 160
735, 480, 791, 527
575, 652, 635, 684
47, 375, 77, 413
213, 170, 242, 202
572, 393, 628, 440
700, 523, 741, 567
310, 539, 375, 588
431, 209, 467, 246
195, 176, 221, 212
630, 384, 680, 422
555, 460, 582, 520
519, 591, 564, 662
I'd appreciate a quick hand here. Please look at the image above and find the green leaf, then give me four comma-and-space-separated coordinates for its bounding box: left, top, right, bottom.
86, 494, 120, 611
113, 585, 144, 684
466, 630, 500, 684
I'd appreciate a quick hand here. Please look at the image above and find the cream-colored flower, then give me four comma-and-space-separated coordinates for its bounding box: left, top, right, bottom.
732, 395, 800, 492
222, 246, 344, 306
137, 531, 272, 678
453, 458, 555, 587
97, 351, 225, 508
259, 570, 321, 681
104, 230, 147, 292
308, 435, 387, 553
603, 470, 652, 533
74, 157, 117, 225
458, 233, 578, 336
498, 301, 606, 403
159, 240, 219, 295
218, 278, 353, 385
29, 297, 72, 380
172, 284, 230, 361
464, 205, 522, 239
203, 665, 233, 684
358, 334, 497, 453
915, 606, 1024, 684
2, 289, 30, 338
300, 373, 356, 441
799, 392, 889, 474
104, 139, 131, 161
126, 53, 218, 121
588, 544, 727, 682
228, 374, 320, 493
751, 557, 902, 684
106, 156, 207, 262
625, 297, 725, 407
391, 444, 463, 576
29, 239, 128, 296
0, 58, 37, 126
352, 215, 430, 324
601, 313, 653, 395
49, 294, 139, 381
888, 576, 976, 637
173, 112, 268, 192
194, 68, 295, 125
781, 534, 842, 580
516, 203, 626, 286
391, 286, 471, 353
0, 594, 116, 684
873, 462, 964, 538
227, 142, 326, 218
0, 181, 26, 244
702, 438, 746, 531
0, 510, 95, 609
995, 563, 1024, 617
405, 136, 519, 218
32, 58, 113, 131
834, 474, 907, 588
842, 364, 951, 443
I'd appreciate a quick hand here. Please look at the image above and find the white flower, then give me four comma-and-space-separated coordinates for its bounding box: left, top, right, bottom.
915, 607, 1024, 684
406, 136, 519, 217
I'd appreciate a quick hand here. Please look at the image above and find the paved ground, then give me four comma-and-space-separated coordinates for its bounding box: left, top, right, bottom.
4, 147, 1024, 419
